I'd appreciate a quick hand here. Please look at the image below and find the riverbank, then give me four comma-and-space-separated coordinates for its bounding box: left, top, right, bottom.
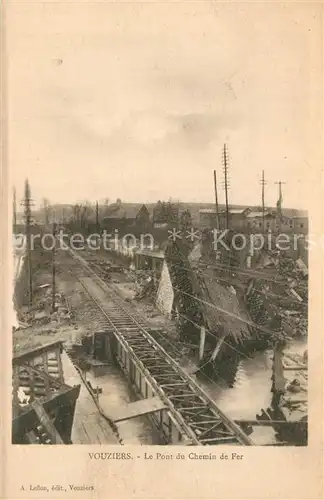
13, 243, 308, 445
12, 246, 160, 444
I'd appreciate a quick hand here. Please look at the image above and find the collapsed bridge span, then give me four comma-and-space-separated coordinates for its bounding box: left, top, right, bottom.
69, 248, 254, 446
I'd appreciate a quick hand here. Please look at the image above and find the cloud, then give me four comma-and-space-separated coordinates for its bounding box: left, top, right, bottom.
167, 111, 242, 148
9, 1, 318, 210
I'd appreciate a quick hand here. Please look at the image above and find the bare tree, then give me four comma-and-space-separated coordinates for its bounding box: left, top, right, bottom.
180, 209, 192, 231
71, 201, 94, 231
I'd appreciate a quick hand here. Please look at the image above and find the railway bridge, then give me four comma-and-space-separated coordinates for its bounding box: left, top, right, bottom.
68, 249, 254, 446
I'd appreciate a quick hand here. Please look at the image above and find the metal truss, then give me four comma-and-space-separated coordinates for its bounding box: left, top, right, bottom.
77, 268, 253, 446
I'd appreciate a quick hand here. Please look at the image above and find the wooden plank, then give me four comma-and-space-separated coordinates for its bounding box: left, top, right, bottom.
179, 405, 208, 411
200, 436, 238, 443
235, 419, 306, 427
147, 364, 173, 369
40, 352, 52, 397
13, 341, 63, 365
210, 337, 225, 362
169, 394, 197, 399
70, 379, 118, 444
193, 419, 221, 425
60, 352, 119, 444
54, 346, 65, 384
109, 397, 167, 423
282, 366, 307, 371
20, 362, 69, 391
31, 400, 64, 444
12, 385, 80, 440
160, 383, 188, 388
199, 326, 206, 361
272, 347, 286, 393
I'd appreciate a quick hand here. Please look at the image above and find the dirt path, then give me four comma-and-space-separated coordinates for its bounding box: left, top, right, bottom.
13, 246, 181, 357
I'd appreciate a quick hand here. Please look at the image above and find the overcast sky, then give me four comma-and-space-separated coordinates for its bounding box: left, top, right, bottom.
7, 1, 321, 210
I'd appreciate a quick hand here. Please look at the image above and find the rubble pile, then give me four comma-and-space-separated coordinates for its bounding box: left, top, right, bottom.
85, 258, 126, 281
280, 350, 308, 422
246, 251, 308, 342
277, 257, 308, 338
15, 284, 72, 330
278, 257, 295, 276
280, 310, 308, 338
133, 270, 158, 301
247, 291, 269, 324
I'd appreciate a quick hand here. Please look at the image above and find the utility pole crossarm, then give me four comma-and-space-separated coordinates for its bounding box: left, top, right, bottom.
95, 201, 100, 233
260, 171, 267, 234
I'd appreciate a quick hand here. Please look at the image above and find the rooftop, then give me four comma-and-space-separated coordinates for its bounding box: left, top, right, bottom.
225, 208, 250, 215
103, 204, 147, 220
199, 208, 217, 214
12, 340, 81, 444
246, 211, 266, 218
12, 341, 68, 414
200, 208, 251, 216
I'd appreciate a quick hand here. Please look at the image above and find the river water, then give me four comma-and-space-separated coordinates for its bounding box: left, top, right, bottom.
12, 244, 307, 445
195, 337, 307, 445
100, 342, 306, 445
12, 245, 158, 444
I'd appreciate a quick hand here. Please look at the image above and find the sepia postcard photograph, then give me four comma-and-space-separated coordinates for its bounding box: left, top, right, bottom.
2, 0, 323, 498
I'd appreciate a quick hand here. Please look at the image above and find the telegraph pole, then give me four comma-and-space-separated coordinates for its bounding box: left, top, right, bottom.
260, 170, 267, 233
95, 200, 100, 233
42, 198, 50, 226
20, 179, 34, 308
275, 180, 286, 233
222, 144, 230, 230
213, 170, 220, 230
52, 215, 57, 313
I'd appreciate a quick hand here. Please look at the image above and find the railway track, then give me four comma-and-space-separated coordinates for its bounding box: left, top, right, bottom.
67, 249, 254, 446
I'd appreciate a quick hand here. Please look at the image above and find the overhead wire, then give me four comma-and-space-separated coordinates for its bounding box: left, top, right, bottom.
169, 303, 266, 363
167, 257, 306, 307
170, 281, 279, 338
140, 303, 270, 430
198, 259, 285, 282
78, 252, 280, 432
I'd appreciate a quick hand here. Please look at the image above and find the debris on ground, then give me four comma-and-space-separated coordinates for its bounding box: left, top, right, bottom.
245, 250, 308, 343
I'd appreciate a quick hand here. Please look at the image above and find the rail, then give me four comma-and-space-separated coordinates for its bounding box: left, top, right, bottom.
68, 248, 254, 446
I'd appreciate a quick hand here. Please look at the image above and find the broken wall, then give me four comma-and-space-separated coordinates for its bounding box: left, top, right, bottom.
156, 261, 174, 317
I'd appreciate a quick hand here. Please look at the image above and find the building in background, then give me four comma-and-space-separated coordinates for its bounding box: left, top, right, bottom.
291, 216, 308, 234
199, 206, 308, 235
102, 203, 150, 232
219, 208, 251, 231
